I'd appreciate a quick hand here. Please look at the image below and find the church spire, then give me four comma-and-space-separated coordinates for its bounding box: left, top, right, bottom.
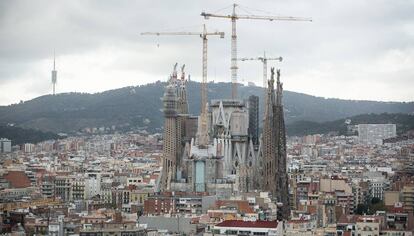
177, 64, 189, 114
276, 69, 283, 106
264, 68, 275, 118
261, 67, 290, 220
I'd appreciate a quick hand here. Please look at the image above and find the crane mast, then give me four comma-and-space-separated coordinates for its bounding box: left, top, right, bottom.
259, 54, 283, 90
201, 25, 208, 116
231, 5, 238, 100
262, 57, 267, 91
201, 4, 312, 99
141, 25, 224, 115
239, 54, 282, 88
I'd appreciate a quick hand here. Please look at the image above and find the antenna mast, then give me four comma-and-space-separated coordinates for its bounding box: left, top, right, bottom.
51, 51, 57, 95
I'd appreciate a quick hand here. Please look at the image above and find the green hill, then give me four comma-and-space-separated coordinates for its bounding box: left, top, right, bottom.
0, 125, 59, 145
0, 81, 413, 134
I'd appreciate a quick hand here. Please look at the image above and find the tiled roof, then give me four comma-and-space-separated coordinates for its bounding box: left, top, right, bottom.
3, 171, 31, 188
215, 200, 255, 214
216, 220, 278, 228
338, 214, 358, 224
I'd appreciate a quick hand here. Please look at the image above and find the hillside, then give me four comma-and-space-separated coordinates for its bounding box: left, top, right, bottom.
286, 113, 414, 136
0, 81, 413, 134
0, 125, 59, 145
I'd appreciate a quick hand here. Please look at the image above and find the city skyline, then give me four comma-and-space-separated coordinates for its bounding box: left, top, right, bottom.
1, 0, 414, 105
1, 1, 414, 234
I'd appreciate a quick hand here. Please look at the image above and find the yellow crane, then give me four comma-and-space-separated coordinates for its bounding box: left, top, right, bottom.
201, 4, 312, 99
141, 25, 224, 115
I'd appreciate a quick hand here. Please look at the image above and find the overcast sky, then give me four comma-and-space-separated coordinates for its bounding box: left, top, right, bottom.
1, 0, 413, 105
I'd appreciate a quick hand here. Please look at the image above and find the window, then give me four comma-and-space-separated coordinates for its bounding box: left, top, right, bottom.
225, 230, 238, 234
253, 233, 266, 236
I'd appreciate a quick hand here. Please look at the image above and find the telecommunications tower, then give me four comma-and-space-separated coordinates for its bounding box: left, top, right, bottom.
51, 52, 57, 95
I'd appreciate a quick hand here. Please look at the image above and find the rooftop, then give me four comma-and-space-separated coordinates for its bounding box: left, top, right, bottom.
216, 220, 278, 229
3, 171, 31, 188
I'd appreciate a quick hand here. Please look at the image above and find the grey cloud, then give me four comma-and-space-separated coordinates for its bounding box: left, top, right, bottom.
0, 0, 414, 104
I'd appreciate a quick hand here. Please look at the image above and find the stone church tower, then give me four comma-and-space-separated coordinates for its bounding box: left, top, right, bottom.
160, 64, 189, 191
261, 68, 290, 219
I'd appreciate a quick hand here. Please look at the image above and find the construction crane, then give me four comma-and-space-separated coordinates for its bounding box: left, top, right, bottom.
201, 4, 312, 99
238, 53, 282, 89
141, 25, 224, 115
239, 53, 282, 105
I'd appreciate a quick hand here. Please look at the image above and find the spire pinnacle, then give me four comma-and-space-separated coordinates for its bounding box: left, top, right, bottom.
276, 69, 283, 105
270, 67, 275, 86
180, 64, 185, 81
276, 69, 280, 84
173, 62, 178, 79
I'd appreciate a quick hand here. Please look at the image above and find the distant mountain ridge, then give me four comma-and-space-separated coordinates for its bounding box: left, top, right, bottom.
0, 81, 413, 134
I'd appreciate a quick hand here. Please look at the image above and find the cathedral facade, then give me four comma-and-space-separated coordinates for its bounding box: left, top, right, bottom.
160, 64, 290, 218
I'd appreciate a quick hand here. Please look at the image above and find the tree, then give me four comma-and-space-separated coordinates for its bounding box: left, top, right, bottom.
356, 204, 368, 214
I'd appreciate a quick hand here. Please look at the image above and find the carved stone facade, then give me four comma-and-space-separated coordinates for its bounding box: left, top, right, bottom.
261, 68, 290, 219
161, 65, 290, 219
209, 99, 255, 193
